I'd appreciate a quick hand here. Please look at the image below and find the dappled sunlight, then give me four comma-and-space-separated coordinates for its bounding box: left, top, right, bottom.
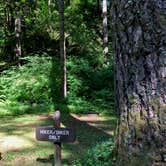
71, 113, 100, 121
0, 136, 33, 152
1, 156, 50, 166
69, 113, 116, 136
0, 112, 117, 165
0, 0, 117, 165
87, 122, 115, 136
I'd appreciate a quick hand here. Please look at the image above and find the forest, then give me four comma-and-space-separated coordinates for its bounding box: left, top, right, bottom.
0, 0, 166, 166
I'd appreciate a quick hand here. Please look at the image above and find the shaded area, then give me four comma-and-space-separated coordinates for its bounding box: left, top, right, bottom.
49, 56, 63, 110
60, 113, 117, 165
0, 113, 116, 165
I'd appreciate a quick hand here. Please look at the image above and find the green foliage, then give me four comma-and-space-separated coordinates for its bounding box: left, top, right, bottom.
0, 0, 114, 115
0, 53, 114, 115
22, 0, 59, 55
67, 55, 114, 114
0, 2, 5, 56
0, 55, 54, 114
0, 1, 116, 166
72, 139, 115, 166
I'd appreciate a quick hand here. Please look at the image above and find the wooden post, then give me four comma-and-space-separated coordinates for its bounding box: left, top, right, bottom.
53, 110, 62, 166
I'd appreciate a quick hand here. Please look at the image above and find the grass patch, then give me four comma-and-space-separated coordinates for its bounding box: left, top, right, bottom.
0, 113, 117, 165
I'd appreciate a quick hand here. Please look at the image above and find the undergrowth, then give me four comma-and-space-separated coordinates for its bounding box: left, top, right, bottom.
72, 139, 115, 166
0, 54, 114, 115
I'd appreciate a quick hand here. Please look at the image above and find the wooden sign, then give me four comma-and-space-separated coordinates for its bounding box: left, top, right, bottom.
36, 126, 75, 143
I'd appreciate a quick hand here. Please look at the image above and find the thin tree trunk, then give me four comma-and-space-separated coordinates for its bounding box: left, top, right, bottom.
112, 0, 166, 165
5, 0, 15, 37
102, 0, 108, 57
6, 0, 14, 33
58, 0, 67, 99
48, 0, 51, 15
15, 8, 21, 65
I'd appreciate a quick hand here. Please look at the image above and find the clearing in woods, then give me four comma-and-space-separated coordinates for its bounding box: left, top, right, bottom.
0, 113, 117, 166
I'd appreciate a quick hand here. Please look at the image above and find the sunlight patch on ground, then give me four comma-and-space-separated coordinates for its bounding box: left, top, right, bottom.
70, 113, 116, 136
0, 113, 117, 165
87, 122, 114, 135
0, 157, 50, 166
0, 136, 33, 152
71, 113, 100, 121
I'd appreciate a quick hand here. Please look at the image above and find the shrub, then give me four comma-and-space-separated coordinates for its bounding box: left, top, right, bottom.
0, 55, 54, 114
72, 139, 115, 166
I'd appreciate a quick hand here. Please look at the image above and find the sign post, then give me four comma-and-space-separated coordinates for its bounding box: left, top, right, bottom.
53, 110, 61, 166
36, 110, 76, 166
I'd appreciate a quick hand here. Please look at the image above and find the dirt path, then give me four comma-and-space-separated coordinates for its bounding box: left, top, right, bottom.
0, 113, 117, 166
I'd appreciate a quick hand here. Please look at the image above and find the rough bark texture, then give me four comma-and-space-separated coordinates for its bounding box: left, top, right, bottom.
112, 0, 166, 165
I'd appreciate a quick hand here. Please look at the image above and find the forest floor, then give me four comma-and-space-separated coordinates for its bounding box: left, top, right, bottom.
0, 112, 117, 166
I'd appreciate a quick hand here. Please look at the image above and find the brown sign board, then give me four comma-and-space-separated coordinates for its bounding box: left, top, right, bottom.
36, 127, 76, 143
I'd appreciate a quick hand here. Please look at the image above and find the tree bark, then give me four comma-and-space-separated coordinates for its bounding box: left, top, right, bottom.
102, 0, 108, 57
6, 0, 14, 33
112, 0, 166, 165
58, 0, 67, 99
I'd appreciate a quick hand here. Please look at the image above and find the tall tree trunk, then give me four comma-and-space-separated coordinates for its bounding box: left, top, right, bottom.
48, 0, 51, 15
112, 0, 166, 165
14, 8, 21, 65
58, 0, 67, 99
4, 0, 15, 60
102, 0, 108, 57
6, 0, 14, 33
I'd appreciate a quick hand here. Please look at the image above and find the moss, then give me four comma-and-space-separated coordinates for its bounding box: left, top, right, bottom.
135, 115, 146, 139
159, 14, 166, 26
149, 98, 166, 114
117, 144, 164, 166
117, 103, 165, 165
160, 105, 166, 113
117, 148, 152, 166
128, 95, 137, 105
129, 155, 150, 166
149, 98, 160, 112
129, 110, 140, 120
149, 118, 158, 130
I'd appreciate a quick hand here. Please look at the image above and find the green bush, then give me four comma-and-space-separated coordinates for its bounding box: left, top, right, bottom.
0, 52, 114, 115
72, 139, 115, 166
0, 55, 54, 114
67, 56, 114, 114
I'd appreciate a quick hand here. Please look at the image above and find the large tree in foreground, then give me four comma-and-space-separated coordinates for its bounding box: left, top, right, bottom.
112, 0, 166, 165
